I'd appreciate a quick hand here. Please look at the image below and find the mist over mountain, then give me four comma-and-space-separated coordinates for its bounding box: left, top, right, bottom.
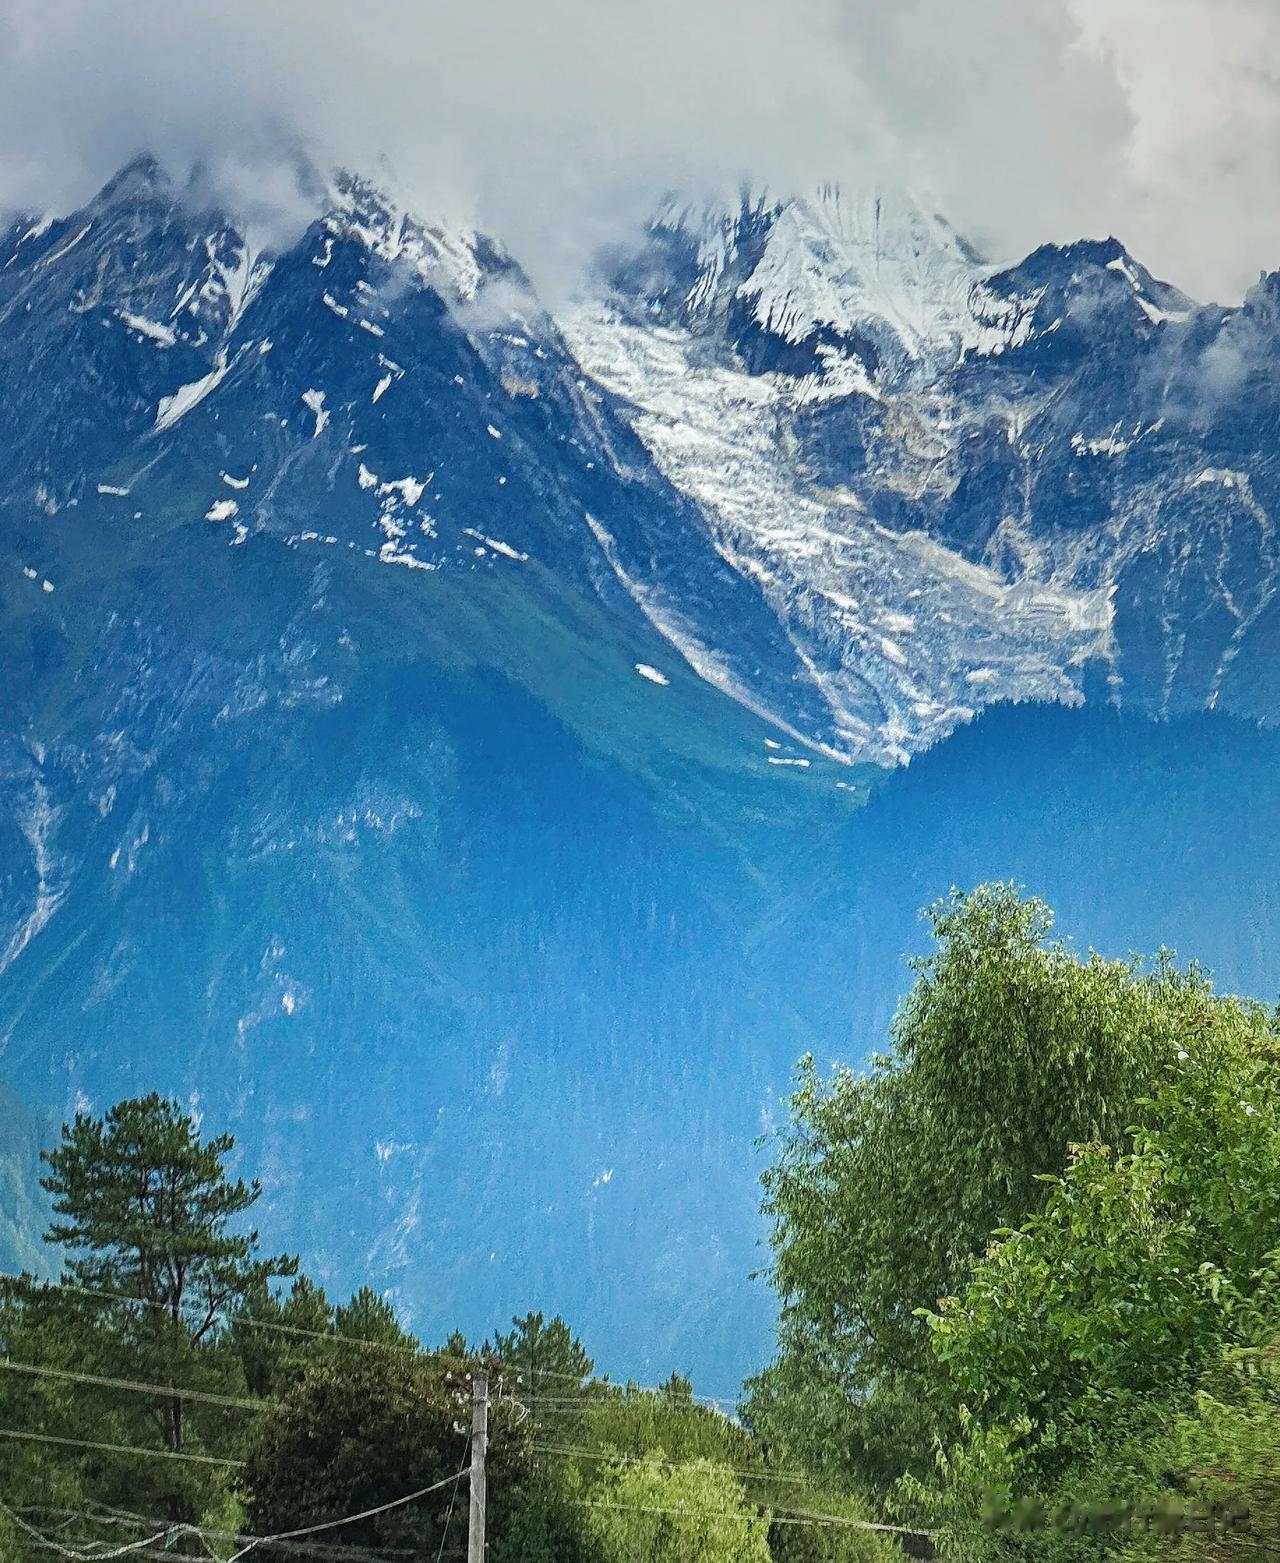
4, 0, 1280, 305
2, 160, 1279, 1388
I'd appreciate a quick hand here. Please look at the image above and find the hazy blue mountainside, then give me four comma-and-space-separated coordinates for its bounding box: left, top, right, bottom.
1, 163, 1279, 1389
0, 1083, 50, 1277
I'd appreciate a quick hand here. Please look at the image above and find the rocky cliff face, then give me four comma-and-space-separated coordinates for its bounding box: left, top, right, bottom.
5, 166, 1277, 770
571, 187, 1280, 762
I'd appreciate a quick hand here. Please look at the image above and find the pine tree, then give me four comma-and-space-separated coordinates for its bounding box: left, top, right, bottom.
335, 1284, 417, 1349
490, 1310, 595, 1401
40, 1093, 295, 1460
232, 1274, 334, 1396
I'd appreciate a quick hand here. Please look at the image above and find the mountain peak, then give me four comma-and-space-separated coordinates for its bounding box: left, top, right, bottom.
92, 153, 171, 206
618, 184, 997, 388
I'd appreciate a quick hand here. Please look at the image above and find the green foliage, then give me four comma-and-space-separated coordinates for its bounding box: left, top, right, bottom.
533, 1379, 894, 1563
897, 1363, 1280, 1563
1150, 1354, 1280, 1555
746, 1339, 941, 1492
23, 880, 1277, 1563
914, 994, 1280, 1555
230, 1279, 421, 1408
750, 884, 1213, 1484
550, 1380, 751, 1467
4, 1093, 295, 1523
658, 1371, 693, 1403
6, 1088, 862, 1563
765, 1490, 903, 1563
334, 1285, 417, 1349
924, 994, 1280, 1436
41, 1093, 295, 1318
491, 1464, 595, 1563
242, 1349, 530, 1560
584, 1452, 771, 1563
0, 1278, 122, 1514
232, 1275, 335, 1396
490, 1309, 594, 1400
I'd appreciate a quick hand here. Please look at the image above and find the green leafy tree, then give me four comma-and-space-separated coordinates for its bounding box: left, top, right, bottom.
537, 1379, 892, 1563
243, 1349, 536, 1561
492, 1464, 597, 1563
0, 1278, 113, 1516
659, 1371, 694, 1403
233, 1282, 416, 1402
1, 1095, 294, 1525
748, 885, 1212, 1484
42, 1094, 295, 1334
584, 1453, 771, 1563
764, 1488, 902, 1563
443, 1327, 472, 1361
1145, 1356, 1280, 1559
921, 995, 1280, 1494
568, 1382, 748, 1467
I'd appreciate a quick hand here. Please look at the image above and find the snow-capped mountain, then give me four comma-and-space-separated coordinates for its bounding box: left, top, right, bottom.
4, 166, 1276, 768
568, 186, 1277, 763
2, 160, 1280, 1387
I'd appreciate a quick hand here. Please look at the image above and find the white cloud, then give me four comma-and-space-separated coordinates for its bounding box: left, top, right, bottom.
0, 0, 1274, 301
1070, 0, 1280, 300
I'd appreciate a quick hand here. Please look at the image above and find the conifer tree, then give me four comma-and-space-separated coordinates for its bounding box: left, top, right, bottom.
40, 1092, 295, 1456
335, 1284, 417, 1349
491, 1310, 595, 1400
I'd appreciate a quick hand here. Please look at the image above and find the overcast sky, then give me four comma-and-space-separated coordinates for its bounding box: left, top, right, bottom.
0, 0, 1276, 302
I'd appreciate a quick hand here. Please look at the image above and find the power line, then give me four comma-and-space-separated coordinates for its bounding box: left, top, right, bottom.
432, 1452, 469, 1563
0, 1504, 172, 1561
0, 1358, 269, 1413
524, 1388, 739, 1408
0, 1298, 917, 1537
535, 1395, 737, 1409
7, 1537, 188, 1563
21, 1507, 424, 1563
12, 1540, 404, 1563
0, 1276, 438, 1366
766, 1505, 937, 1538
572, 1497, 936, 1533
0, 1272, 739, 1407
5, 1424, 918, 1544
530, 1442, 817, 1487
2, 1276, 583, 1390
7, 1521, 440, 1563
524, 1386, 738, 1405
524, 1399, 737, 1418
225, 1468, 470, 1563
1, 1343, 894, 1526
0, 1426, 243, 1468
491, 1365, 737, 1401
6, 1469, 471, 1563
532, 1450, 934, 1536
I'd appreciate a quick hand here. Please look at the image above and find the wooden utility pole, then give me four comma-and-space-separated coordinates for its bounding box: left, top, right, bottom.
468, 1372, 488, 1563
